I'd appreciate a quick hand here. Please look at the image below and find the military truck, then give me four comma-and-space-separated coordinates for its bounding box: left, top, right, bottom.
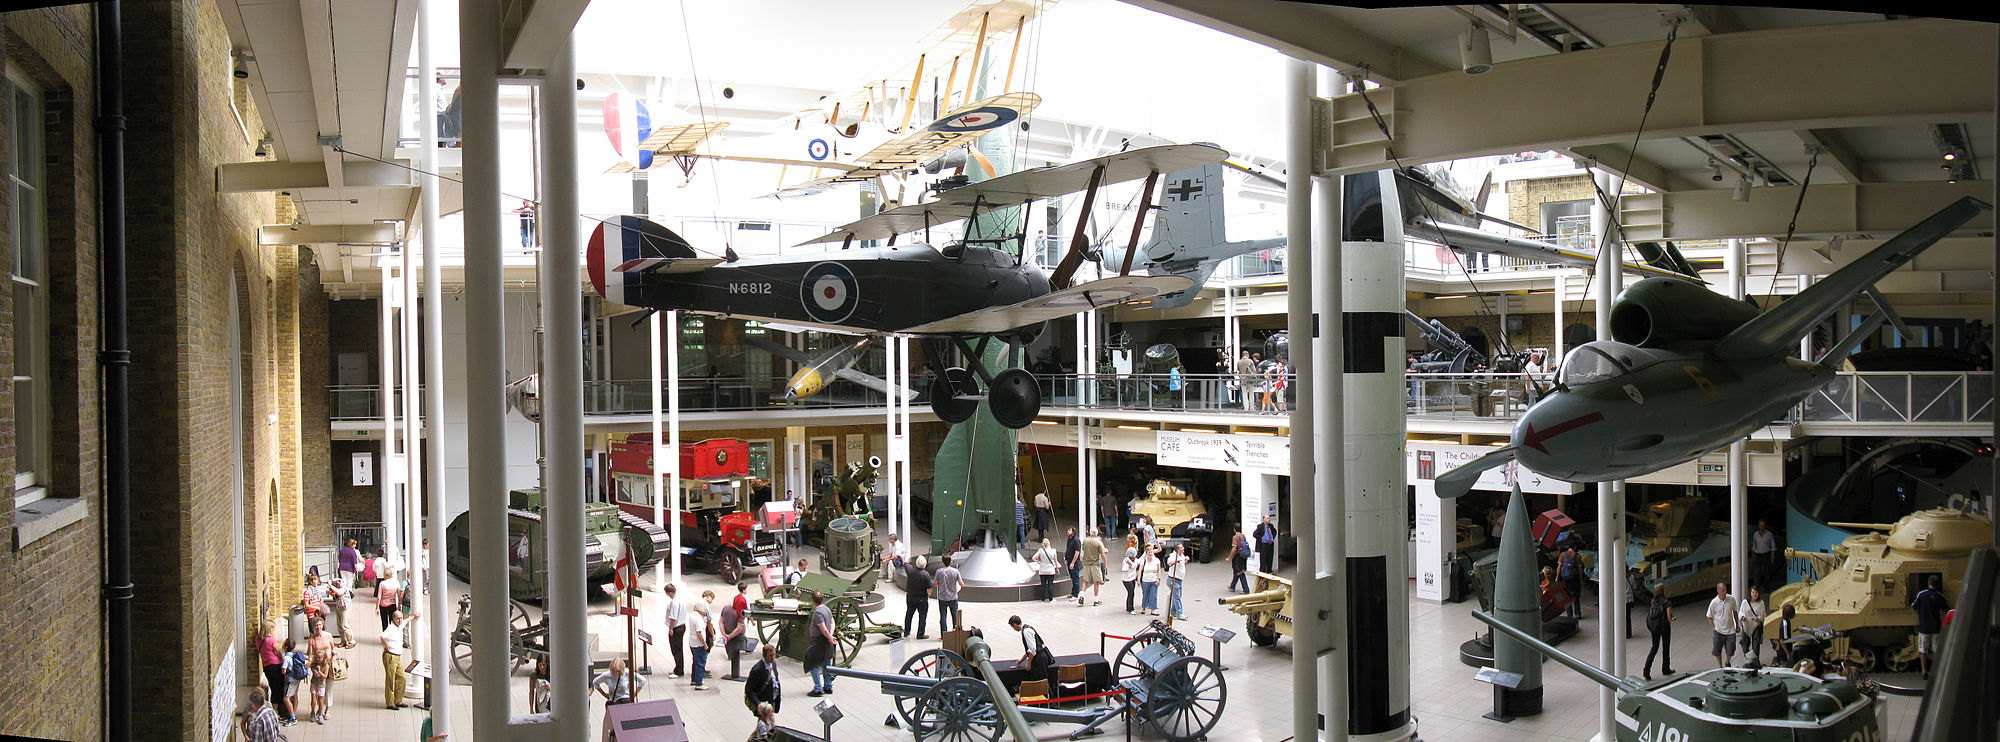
1766, 505, 1992, 673
1131, 478, 1216, 562
444, 487, 669, 602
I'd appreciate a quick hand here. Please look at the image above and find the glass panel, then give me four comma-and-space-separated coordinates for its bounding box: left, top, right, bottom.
16, 185, 38, 280
1558, 346, 1623, 386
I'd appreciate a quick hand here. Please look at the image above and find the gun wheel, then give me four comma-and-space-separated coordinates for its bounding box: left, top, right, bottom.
1146, 656, 1227, 742
895, 649, 972, 728
912, 676, 1002, 742
827, 595, 869, 667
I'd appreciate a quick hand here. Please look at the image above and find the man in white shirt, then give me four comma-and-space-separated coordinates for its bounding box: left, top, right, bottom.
1749, 520, 1779, 592
1166, 543, 1189, 619
1706, 582, 1739, 668
382, 609, 417, 709
664, 583, 690, 678
1737, 586, 1767, 666
880, 533, 909, 580
1034, 491, 1052, 542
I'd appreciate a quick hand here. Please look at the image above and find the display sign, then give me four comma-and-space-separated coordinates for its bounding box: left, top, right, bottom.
351, 452, 373, 486
1473, 667, 1524, 689
1156, 431, 1290, 475
1405, 442, 1580, 495
637, 629, 654, 645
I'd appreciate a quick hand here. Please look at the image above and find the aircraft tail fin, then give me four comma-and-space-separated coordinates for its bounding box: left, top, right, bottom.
1140, 156, 1228, 267
1148, 260, 1220, 310
587, 215, 702, 306
1633, 241, 1699, 278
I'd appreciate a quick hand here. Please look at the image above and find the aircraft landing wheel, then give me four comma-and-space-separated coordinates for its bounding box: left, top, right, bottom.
987, 368, 1042, 429
929, 374, 978, 424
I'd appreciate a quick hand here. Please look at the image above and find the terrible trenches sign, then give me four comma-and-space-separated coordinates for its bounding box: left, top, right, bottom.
1156, 431, 1290, 475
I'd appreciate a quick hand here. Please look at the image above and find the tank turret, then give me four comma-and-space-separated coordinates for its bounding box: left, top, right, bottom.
444, 487, 669, 601
1766, 506, 1992, 674
1129, 478, 1214, 562
1473, 610, 1880, 742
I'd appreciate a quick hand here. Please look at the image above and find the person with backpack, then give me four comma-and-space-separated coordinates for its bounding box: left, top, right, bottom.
1910, 574, 1950, 679
1227, 524, 1252, 593
1558, 546, 1583, 620
1643, 583, 1676, 680
283, 638, 309, 722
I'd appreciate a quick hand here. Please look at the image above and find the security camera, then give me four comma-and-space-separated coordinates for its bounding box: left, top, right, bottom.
233, 52, 253, 79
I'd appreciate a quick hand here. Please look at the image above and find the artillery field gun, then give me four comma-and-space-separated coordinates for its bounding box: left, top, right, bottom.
1218, 571, 1293, 647
1474, 610, 1881, 742
801, 459, 880, 548
1766, 505, 1992, 673
1131, 478, 1216, 562
444, 487, 668, 602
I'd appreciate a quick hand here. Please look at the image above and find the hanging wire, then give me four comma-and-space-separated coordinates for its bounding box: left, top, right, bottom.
675, 0, 731, 240
1568, 19, 1682, 322
1762, 149, 1821, 308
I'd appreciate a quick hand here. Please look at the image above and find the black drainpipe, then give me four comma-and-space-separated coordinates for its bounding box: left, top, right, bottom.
95, 2, 132, 740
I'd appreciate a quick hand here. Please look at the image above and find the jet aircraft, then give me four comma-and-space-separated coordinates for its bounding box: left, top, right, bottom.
1435, 196, 1993, 498
740, 334, 912, 402
587, 143, 1230, 429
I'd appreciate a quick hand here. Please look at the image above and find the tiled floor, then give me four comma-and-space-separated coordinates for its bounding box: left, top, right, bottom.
270, 538, 1922, 741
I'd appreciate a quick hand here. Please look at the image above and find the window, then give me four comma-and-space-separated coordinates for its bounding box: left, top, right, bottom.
1557, 341, 1657, 387
9, 70, 49, 508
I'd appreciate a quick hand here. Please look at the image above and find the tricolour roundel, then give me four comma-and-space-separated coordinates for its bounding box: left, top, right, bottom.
807, 138, 831, 161
800, 262, 859, 325
927, 106, 1019, 133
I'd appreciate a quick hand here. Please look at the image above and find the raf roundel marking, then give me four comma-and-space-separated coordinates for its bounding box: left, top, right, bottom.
800, 262, 860, 325
927, 106, 1019, 133
807, 138, 831, 161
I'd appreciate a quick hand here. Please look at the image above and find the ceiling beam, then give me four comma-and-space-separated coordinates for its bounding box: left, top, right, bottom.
1319, 18, 1995, 174
1618, 181, 1994, 241
298, 0, 344, 188
502, 0, 595, 71
1559, 143, 1677, 193
260, 223, 400, 246
1121, 0, 1451, 83
1792, 128, 1866, 184
217, 159, 416, 192
379, 0, 420, 157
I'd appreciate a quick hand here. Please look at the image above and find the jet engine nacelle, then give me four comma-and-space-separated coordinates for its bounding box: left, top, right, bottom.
1608, 278, 1760, 349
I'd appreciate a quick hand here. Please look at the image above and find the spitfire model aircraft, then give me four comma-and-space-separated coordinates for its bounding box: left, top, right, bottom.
587, 143, 1230, 428
1435, 196, 1993, 498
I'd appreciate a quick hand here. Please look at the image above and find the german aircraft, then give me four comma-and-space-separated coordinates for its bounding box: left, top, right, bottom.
1390, 166, 1700, 282
1435, 196, 1993, 498
1090, 154, 1284, 310
587, 143, 1230, 428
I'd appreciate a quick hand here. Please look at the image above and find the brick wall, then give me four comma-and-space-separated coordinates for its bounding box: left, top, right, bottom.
301, 251, 332, 547
0, 7, 104, 740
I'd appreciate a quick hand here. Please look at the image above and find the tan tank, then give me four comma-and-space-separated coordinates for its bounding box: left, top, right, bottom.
1625, 497, 1732, 601
1765, 506, 1992, 674
1130, 478, 1215, 562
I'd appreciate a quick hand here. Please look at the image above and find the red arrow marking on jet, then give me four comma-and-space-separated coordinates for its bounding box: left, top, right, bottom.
1521, 411, 1606, 455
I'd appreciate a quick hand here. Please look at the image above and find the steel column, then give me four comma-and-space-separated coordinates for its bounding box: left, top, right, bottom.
416, 0, 450, 732
1591, 167, 1626, 742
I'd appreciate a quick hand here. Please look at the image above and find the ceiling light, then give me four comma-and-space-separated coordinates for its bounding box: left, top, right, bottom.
1460, 24, 1493, 75
1117, 425, 1151, 431
1179, 428, 1217, 434
1732, 174, 1751, 202
1707, 158, 1723, 183
1943, 152, 1958, 161
1236, 431, 1276, 436
1030, 420, 1058, 425
1432, 294, 1466, 299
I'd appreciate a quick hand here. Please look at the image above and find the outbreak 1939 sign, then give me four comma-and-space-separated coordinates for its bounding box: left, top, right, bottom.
1156, 431, 1290, 475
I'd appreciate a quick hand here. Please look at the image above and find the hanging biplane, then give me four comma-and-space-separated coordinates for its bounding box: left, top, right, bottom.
598, 0, 1055, 197
586, 143, 1228, 429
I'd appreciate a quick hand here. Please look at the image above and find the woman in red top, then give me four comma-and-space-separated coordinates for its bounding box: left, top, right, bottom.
258, 624, 295, 725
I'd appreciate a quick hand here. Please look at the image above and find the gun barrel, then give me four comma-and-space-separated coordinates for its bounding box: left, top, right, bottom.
1824, 521, 1896, 531
1218, 588, 1289, 607
965, 636, 1037, 741
1472, 610, 1641, 693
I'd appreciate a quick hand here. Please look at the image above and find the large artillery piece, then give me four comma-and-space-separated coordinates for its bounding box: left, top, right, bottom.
827, 621, 1226, 741
1218, 572, 1292, 647
1404, 310, 1484, 373
1767, 505, 1991, 673
746, 571, 901, 667
1473, 610, 1880, 741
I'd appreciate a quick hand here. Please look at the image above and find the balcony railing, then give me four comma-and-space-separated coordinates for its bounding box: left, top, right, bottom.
327, 371, 1992, 427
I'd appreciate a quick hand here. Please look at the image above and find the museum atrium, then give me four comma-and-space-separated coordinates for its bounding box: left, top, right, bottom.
0, 2, 1991, 741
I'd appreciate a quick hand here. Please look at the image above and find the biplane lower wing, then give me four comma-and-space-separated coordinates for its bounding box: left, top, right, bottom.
895, 275, 1194, 335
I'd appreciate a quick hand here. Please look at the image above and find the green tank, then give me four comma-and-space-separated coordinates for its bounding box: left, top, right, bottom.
1474, 610, 1881, 742
444, 487, 669, 602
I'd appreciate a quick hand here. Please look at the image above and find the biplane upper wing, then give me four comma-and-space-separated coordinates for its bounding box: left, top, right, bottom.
815, 92, 1042, 184
799, 143, 1229, 246
895, 275, 1194, 335
790, 0, 1057, 132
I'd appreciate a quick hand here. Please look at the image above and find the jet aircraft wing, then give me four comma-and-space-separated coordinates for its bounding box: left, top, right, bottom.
1711, 196, 1992, 360
895, 275, 1193, 335
799, 143, 1229, 245
743, 335, 816, 366
1434, 445, 1519, 500
1406, 221, 1701, 283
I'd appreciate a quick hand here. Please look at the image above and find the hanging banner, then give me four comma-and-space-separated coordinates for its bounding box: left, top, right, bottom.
1156, 431, 1290, 476
1405, 442, 1580, 495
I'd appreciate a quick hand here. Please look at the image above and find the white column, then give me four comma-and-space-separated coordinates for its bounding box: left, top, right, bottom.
886, 337, 899, 537
400, 227, 424, 676
650, 313, 666, 590
1285, 57, 1334, 742
1727, 238, 1750, 605
415, 0, 450, 731
379, 268, 398, 552
459, 0, 513, 731
539, 38, 588, 738
1591, 167, 1626, 742
1553, 273, 1566, 362
667, 310, 682, 583
898, 336, 913, 544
